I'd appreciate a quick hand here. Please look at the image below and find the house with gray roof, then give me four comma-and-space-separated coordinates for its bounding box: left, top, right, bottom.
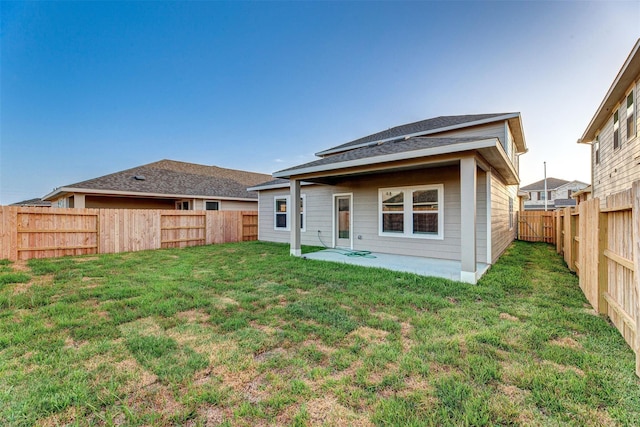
520, 178, 589, 211
249, 113, 528, 284
43, 159, 271, 211
578, 38, 639, 207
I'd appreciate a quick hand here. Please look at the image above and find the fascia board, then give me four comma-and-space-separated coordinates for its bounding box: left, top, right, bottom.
42, 187, 256, 202
246, 182, 314, 192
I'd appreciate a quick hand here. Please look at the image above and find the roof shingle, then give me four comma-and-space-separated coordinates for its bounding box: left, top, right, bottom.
53, 160, 271, 200
318, 113, 513, 155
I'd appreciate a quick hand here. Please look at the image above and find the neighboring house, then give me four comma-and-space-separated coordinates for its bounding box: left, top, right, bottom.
571, 185, 592, 205
42, 159, 271, 210
579, 38, 640, 206
520, 178, 589, 211
249, 113, 528, 284
10, 198, 52, 207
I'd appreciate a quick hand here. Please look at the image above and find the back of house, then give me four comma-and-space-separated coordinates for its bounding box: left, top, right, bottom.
250, 113, 528, 284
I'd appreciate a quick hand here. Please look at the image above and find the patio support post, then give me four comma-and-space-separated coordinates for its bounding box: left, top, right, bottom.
485, 169, 492, 265
460, 157, 477, 284
290, 179, 301, 257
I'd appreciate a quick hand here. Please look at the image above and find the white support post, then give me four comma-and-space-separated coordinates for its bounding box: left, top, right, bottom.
74, 194, 86, 209
486, 169, 492, 265
460, 158, 477, 284
290, 179, 301, 257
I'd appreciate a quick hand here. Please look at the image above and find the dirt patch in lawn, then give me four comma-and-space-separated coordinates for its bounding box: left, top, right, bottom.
11, 260, 30, 272
499, 312, 520, 322
176, 309, 210, 323
306, 396, 373, 426
550, 336, 582, 349
213, 297, 239, 308
349, 327, 389, 343
13, 274, 53, 295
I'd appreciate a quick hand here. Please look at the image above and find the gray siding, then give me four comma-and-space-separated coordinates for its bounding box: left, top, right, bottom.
258, 165, 489, 263
491, 173, 518, 263
593, 81, 640, 206
437, 122, 506, 145
193, 199, 258, 211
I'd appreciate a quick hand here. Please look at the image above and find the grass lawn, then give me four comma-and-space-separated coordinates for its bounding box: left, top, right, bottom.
0, 241, 639, 426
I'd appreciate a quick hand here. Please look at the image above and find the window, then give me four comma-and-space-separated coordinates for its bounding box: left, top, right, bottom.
379, 185, 443, 239
274, 195, 305, 231
538, 191, 545, 201
613, 110, 620, 149
205, 201, 220, 211
594, 134, 600, 165
275, 197, 288, 229
627, 91, 636, 140
508, 197, 514, 230
176, 201, 190, 210
567, 189, 573, 198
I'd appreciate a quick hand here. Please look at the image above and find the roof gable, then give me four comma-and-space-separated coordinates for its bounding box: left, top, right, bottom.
520, 177, 571, 191
317, 113, 523, 156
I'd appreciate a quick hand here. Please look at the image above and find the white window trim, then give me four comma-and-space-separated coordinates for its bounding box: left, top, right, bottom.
378, 184, 444, 240
274, 195, 306, 232
627, 90, 636, 140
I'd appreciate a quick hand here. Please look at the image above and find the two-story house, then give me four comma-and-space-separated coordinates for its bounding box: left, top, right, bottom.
520, 178, 589, 211
579, 38, 640, 205
249, 113, 528, 284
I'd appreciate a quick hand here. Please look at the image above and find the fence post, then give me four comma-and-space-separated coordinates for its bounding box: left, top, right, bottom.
597, 205, 609, 316
631, 181, 640, 377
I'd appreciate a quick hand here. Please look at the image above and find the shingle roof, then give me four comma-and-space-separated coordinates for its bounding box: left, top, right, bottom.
276, 136, 484, 175
317, 113, 514, 155
50, 160, 272, 200
11, 198, 52, 207
520, 178, 571, 191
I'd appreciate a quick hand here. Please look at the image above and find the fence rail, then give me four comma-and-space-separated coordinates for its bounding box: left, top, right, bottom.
553, 182, 640, 377
0, 207, 257, 261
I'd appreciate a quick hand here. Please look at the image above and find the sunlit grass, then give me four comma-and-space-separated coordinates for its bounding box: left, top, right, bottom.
0, 241, 638, 426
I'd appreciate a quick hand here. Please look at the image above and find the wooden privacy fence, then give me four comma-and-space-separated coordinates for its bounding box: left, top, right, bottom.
555, 181, 640, 377
517, 211, 556, 243
0, 207, 258, 261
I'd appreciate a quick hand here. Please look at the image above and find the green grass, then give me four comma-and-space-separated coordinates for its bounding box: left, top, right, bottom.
0, 241, 639, 426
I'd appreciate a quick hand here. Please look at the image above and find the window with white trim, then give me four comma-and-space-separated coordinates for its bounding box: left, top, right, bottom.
613, 110, 620, 149
379, 185, 443, 239
594, 134, 600, 165
627, 91, 636, 140
274, 195, 305, 231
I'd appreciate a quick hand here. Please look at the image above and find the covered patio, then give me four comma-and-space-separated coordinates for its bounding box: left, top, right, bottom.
303, 249, 490, 282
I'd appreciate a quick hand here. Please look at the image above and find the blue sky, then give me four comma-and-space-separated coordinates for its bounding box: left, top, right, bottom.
1, 1, 639, 204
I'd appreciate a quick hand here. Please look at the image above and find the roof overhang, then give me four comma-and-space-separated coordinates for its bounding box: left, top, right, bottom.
42, 187, 257, 202
247, 181, 315, 192
579, 38, 640, 144
275, 138, 520, 185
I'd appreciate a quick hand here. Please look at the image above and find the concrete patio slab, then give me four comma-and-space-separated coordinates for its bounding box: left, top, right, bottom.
302, 249, 490, 282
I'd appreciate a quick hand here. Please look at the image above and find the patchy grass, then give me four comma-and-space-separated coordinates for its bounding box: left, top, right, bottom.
0, 241, 638, 426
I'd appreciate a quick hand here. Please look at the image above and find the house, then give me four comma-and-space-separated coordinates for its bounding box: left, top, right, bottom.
520, 178, 589, 211
249, 113, 528, 284
571, 185, 592, 205
10, 198, 52, 207
578, 38, 640, 205
42, 159, 271, 210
